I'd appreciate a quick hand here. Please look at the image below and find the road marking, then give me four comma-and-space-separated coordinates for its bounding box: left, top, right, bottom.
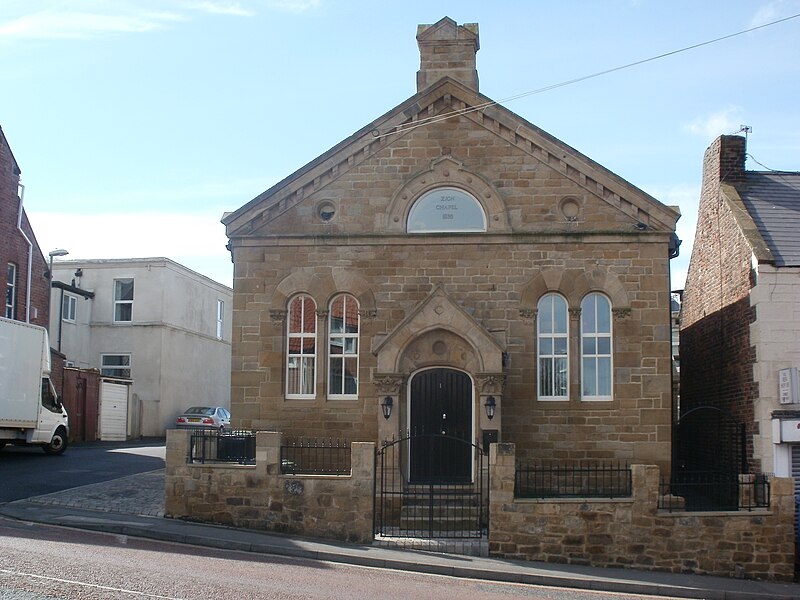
0, 568, 184, 599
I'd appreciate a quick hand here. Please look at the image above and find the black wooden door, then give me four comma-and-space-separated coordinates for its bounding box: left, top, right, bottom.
409, 368, 472, 483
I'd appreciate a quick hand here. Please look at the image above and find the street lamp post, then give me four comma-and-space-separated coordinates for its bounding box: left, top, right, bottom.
47, 249, 69, 333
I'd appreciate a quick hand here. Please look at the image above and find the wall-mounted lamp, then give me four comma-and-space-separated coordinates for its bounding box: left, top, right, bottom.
484, 396, 496, 420
381, 396, 393, 420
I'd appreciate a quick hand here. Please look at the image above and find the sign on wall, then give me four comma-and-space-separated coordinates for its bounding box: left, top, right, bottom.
779, 368, 799, 405
407, 187, 486, 233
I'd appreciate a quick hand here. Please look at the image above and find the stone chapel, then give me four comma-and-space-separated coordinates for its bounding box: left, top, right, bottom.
222, 17, 680, 477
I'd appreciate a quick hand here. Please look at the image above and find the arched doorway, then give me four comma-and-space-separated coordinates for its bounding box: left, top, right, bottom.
409, 368, 473, 483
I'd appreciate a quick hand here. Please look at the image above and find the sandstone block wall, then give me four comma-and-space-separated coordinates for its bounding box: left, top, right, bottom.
164, 429, 375, 544
489, 443, 795, 581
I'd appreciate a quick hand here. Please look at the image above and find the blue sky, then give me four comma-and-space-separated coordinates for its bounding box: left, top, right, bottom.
1, 1, 799, 289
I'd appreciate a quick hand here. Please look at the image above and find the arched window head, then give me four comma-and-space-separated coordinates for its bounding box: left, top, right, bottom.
286, 294, 316, 398
537, 294, 568, 400
581, 293, 613, 401
328, 294, 359, 397
407, 187, 486, 233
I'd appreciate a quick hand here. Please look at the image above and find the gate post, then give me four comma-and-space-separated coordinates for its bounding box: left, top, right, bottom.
489, 442, 515, 547
351, 442, 376, 543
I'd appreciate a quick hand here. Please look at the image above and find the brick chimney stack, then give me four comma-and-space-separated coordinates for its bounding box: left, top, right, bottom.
704, 135, 747, 185
416, 17, 479, 93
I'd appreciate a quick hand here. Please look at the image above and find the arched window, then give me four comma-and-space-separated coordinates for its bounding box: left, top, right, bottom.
581, 293, 613, 401
328, 294, 359, 397
286, 294, 316, 398
407, 187, 486, 233
537, 294, 568, 400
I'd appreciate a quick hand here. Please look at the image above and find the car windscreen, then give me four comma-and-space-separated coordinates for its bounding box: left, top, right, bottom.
184, 407, 214, 415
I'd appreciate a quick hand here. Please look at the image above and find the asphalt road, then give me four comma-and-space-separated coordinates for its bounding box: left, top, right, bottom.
0, 440, 165, 502
0, 517, 684, 600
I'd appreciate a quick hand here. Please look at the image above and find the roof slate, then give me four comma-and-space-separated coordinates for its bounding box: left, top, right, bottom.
738, 171, 800, 267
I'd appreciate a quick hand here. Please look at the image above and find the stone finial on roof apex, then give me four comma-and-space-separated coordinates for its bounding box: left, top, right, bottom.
416, 17, 480, 93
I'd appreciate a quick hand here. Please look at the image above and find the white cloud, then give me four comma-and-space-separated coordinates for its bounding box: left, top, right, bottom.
683, 107, 747, 141
265, 0, 321, 13
748, 0, 799, 27
0, 0, 324, 42
0, 9, 183, 40
180, 1, 255, 16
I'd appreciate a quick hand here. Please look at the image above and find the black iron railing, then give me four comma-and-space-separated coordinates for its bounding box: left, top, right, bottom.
658, 472, 771, 512
280, 438, 351, 475
188, 429, 256, 465
515, 461, 632, 499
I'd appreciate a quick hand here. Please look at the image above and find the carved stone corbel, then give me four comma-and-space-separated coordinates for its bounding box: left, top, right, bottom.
476, 373, 506, 395
373, 373, 405, 395
612, 307, 632, 320
359, 309, 377, 323
518, 308, 537, 324
269, 309, 287, 324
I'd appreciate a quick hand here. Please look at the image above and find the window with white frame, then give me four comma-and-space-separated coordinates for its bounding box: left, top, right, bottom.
286, 294, 316, 398
62, 293, 77, 322
216, 299, 224, 340
581, 293, 613, 400
5, 262, 16, 319
328, 294, 359, 397
101, 354, 131, 378
537, 293, 568, 400
113, 278, 134, 322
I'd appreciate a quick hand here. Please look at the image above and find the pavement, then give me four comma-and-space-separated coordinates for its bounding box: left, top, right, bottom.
2, 466, 800, 599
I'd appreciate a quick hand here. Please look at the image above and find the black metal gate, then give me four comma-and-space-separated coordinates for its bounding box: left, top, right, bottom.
374, 432, 488, 539
673, 405, 746, 510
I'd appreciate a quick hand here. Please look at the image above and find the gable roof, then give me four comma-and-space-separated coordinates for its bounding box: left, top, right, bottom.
222, 76, 679, 237
736, 172, 800, 267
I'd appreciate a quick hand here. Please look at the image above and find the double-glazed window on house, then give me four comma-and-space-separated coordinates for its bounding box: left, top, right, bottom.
113, 278, 133, 322
537, 292, 613, 401
101, 354, 131, 379
62, 294, 77, 322
286, 293, 359, 399
5, 263, 16, 319
216, 299, 224, 340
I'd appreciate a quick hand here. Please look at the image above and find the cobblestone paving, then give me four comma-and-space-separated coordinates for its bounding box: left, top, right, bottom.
24, 470, 165, 517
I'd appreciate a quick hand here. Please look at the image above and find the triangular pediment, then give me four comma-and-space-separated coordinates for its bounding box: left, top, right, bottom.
373, 284, 504, 374
223, 77, 679, 237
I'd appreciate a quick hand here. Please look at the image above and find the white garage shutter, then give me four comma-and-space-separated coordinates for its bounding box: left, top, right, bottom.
99, 381, 129, 441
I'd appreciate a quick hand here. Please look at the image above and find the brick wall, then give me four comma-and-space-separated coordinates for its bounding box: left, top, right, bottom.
164, 430, 375, 544
681, 135, 758, 471
489, 443, 795, 581
0, 127, 50, 329
165, 435, 795, 581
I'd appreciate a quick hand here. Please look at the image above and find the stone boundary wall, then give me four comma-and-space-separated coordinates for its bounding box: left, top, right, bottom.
164, 429, 374, 544
489, 443, 795, 581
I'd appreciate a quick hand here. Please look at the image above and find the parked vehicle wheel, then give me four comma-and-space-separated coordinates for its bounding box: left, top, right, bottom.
42, 427, 68, 455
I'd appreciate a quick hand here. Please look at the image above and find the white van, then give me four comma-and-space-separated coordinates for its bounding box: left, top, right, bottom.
0, 316, 69, 454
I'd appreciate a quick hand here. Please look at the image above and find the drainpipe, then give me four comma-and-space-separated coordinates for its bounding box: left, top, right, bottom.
15, 183, 33, 323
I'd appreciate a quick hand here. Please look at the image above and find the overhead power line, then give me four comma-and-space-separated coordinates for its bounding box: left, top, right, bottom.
375, 12, 800, 139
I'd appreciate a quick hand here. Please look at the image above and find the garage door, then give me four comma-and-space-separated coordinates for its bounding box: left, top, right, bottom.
99, 381, 129, 441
